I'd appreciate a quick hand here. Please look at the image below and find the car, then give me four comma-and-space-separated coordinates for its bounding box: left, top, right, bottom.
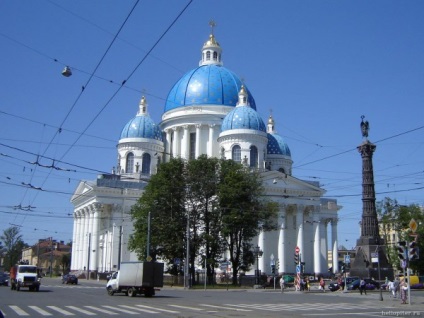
347, 278, 380, 290
62, 274, 78, 285
328, 276, 358, 292
0, 273, 9, 286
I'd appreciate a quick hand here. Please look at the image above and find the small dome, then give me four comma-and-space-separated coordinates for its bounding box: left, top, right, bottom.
221, 106, 266, 132
267, 133, 291, 156
164, 65, 256, 112
120, 116, 162, 140
120, 97, 163, 141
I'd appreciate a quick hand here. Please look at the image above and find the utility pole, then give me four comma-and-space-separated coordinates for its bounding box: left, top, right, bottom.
117, 226, 122, 270
49, 237, 53, 278
87, 233, 91, 280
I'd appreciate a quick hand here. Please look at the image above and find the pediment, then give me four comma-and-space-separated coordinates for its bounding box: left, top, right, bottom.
70, 180, 95, 204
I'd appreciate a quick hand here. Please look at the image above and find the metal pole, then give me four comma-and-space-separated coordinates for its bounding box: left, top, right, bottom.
87, 233, 91, 280
204, 257, 207, 291
146, 212, 151, 260
49, 237, 53, 278
377, 246, 383, 301
117, 226, 122, 270
185, 215, 190, 289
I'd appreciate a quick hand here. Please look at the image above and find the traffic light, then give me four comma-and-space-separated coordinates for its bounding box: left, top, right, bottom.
341, 263, 346, 273
409, 241, 418, 261
271, 264, 275, 274
397, 241, 406, 260
294, 253, 299, 265
275, 259, 279, 270
300, 262, 305, 273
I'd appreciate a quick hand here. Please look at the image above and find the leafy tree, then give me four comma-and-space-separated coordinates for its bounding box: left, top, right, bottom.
60, 254, 71, 274
129, 156, 278, 285
377, 198, 424, 274
0, 226, 28, 270
218, 159, 278, 284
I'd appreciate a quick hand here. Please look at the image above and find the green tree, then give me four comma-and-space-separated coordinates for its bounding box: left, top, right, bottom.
60, 254, 71, 274
129, 156, 278, 285
0, 226, 28, 270
377, 198, 424, 274
218, 159, 278, 284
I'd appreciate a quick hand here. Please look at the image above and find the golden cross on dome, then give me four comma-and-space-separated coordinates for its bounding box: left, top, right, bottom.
209, 20, 216, 34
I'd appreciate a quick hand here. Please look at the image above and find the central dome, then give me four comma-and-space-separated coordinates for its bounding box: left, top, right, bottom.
164, 65, 256, 112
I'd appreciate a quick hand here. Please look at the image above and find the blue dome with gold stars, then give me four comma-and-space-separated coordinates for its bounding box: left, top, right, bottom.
164, 65, 256, 112
267, 133, 291, 156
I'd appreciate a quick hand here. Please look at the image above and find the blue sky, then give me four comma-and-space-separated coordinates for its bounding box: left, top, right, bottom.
0, 0, 423, 251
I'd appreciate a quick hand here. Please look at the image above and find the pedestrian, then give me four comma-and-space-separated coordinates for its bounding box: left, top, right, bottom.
305, 277, 310, 291
280, 276, 285, 293
400, 279, 408, 304
387, 280, 394, 297
319, 277, 325, 292
359, 278, 366, 295
393, 277, 400, 298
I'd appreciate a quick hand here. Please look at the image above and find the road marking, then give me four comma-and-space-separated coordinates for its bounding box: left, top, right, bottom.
66, 306, 96, 315
169, 304, 204, 311
102, 305, 139, 314
46, 306, 74, 316
135, 304, 179, 313
200, 304, 252, 312
28, 306, 52, 316
118, 305, 158, 314
84, 306, 118, 315
9, 306, 29, 316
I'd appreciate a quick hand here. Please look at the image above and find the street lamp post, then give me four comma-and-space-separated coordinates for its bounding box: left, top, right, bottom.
253, 246, 263, 285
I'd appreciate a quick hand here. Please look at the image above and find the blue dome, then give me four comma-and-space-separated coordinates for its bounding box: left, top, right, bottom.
267, 133, 291, 156
221, 106, 266, 132
120, 115, 163, 141
164, 65, 256, 112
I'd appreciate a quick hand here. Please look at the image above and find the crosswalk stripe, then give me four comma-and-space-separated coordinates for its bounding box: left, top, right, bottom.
200, 304, 252, 312
169, 304, 204, 311
102, 305, 139, 314
66, 306, 96, 315
118, 305, 158, 314
9, 306, 29, 316
28, 306, 53, 316
135, 304, 179, 313
84, 306, 118, 315
46, 306, 74, 316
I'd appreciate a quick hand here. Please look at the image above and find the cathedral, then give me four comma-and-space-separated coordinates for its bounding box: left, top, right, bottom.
70, 28, 340, 277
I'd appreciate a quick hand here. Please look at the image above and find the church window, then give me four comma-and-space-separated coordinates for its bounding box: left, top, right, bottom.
250, 146, 258, 168
126, 153, 134, 173
232, 145, 241, 163
189, 133, 196, 160
142, 153, 151, 174
213, 51, 217, 61
206, 51, 211, 60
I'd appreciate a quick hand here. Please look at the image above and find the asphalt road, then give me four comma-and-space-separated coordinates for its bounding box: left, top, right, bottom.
1, 278, 423, 318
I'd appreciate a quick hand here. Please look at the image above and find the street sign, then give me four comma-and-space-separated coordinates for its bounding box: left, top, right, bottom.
344, 254, 351, 264
371, 252, 378, 263
295, 246, 300, 255
174, 258, 181, 265
296, 265, 301, 273
410, 218, 418, 233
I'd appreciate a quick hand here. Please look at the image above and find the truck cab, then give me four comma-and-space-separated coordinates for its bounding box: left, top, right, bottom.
11, 264, 41, 292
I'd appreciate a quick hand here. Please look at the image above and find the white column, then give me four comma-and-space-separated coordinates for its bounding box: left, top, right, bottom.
296, 205, 304, 263
77, 211, 84, 270
313, 212, 322, 275
82, 209, 89, 271
183, 125, 190, 159
258, 231, 265, 274
208, 124, 215, 157
195, 124, 201, 158
332, 219, 338, 274
165, 129, 171, 161
90, 204, 100, 272
172, 127, 179, 157
278, 206, 286, 274
71, 213, 78, 270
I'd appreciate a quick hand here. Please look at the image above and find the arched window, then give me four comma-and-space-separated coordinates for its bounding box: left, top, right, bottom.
232, 145, 241, 163
250, 146, 258, 168
142, 153, 151, 174
213, 51, 218, 61
126, 153, 134, 173
206, 51, 211, 60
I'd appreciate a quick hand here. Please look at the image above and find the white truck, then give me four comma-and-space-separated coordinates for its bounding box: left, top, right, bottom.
106, 261, 164, 297
10, 264, 41, 292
